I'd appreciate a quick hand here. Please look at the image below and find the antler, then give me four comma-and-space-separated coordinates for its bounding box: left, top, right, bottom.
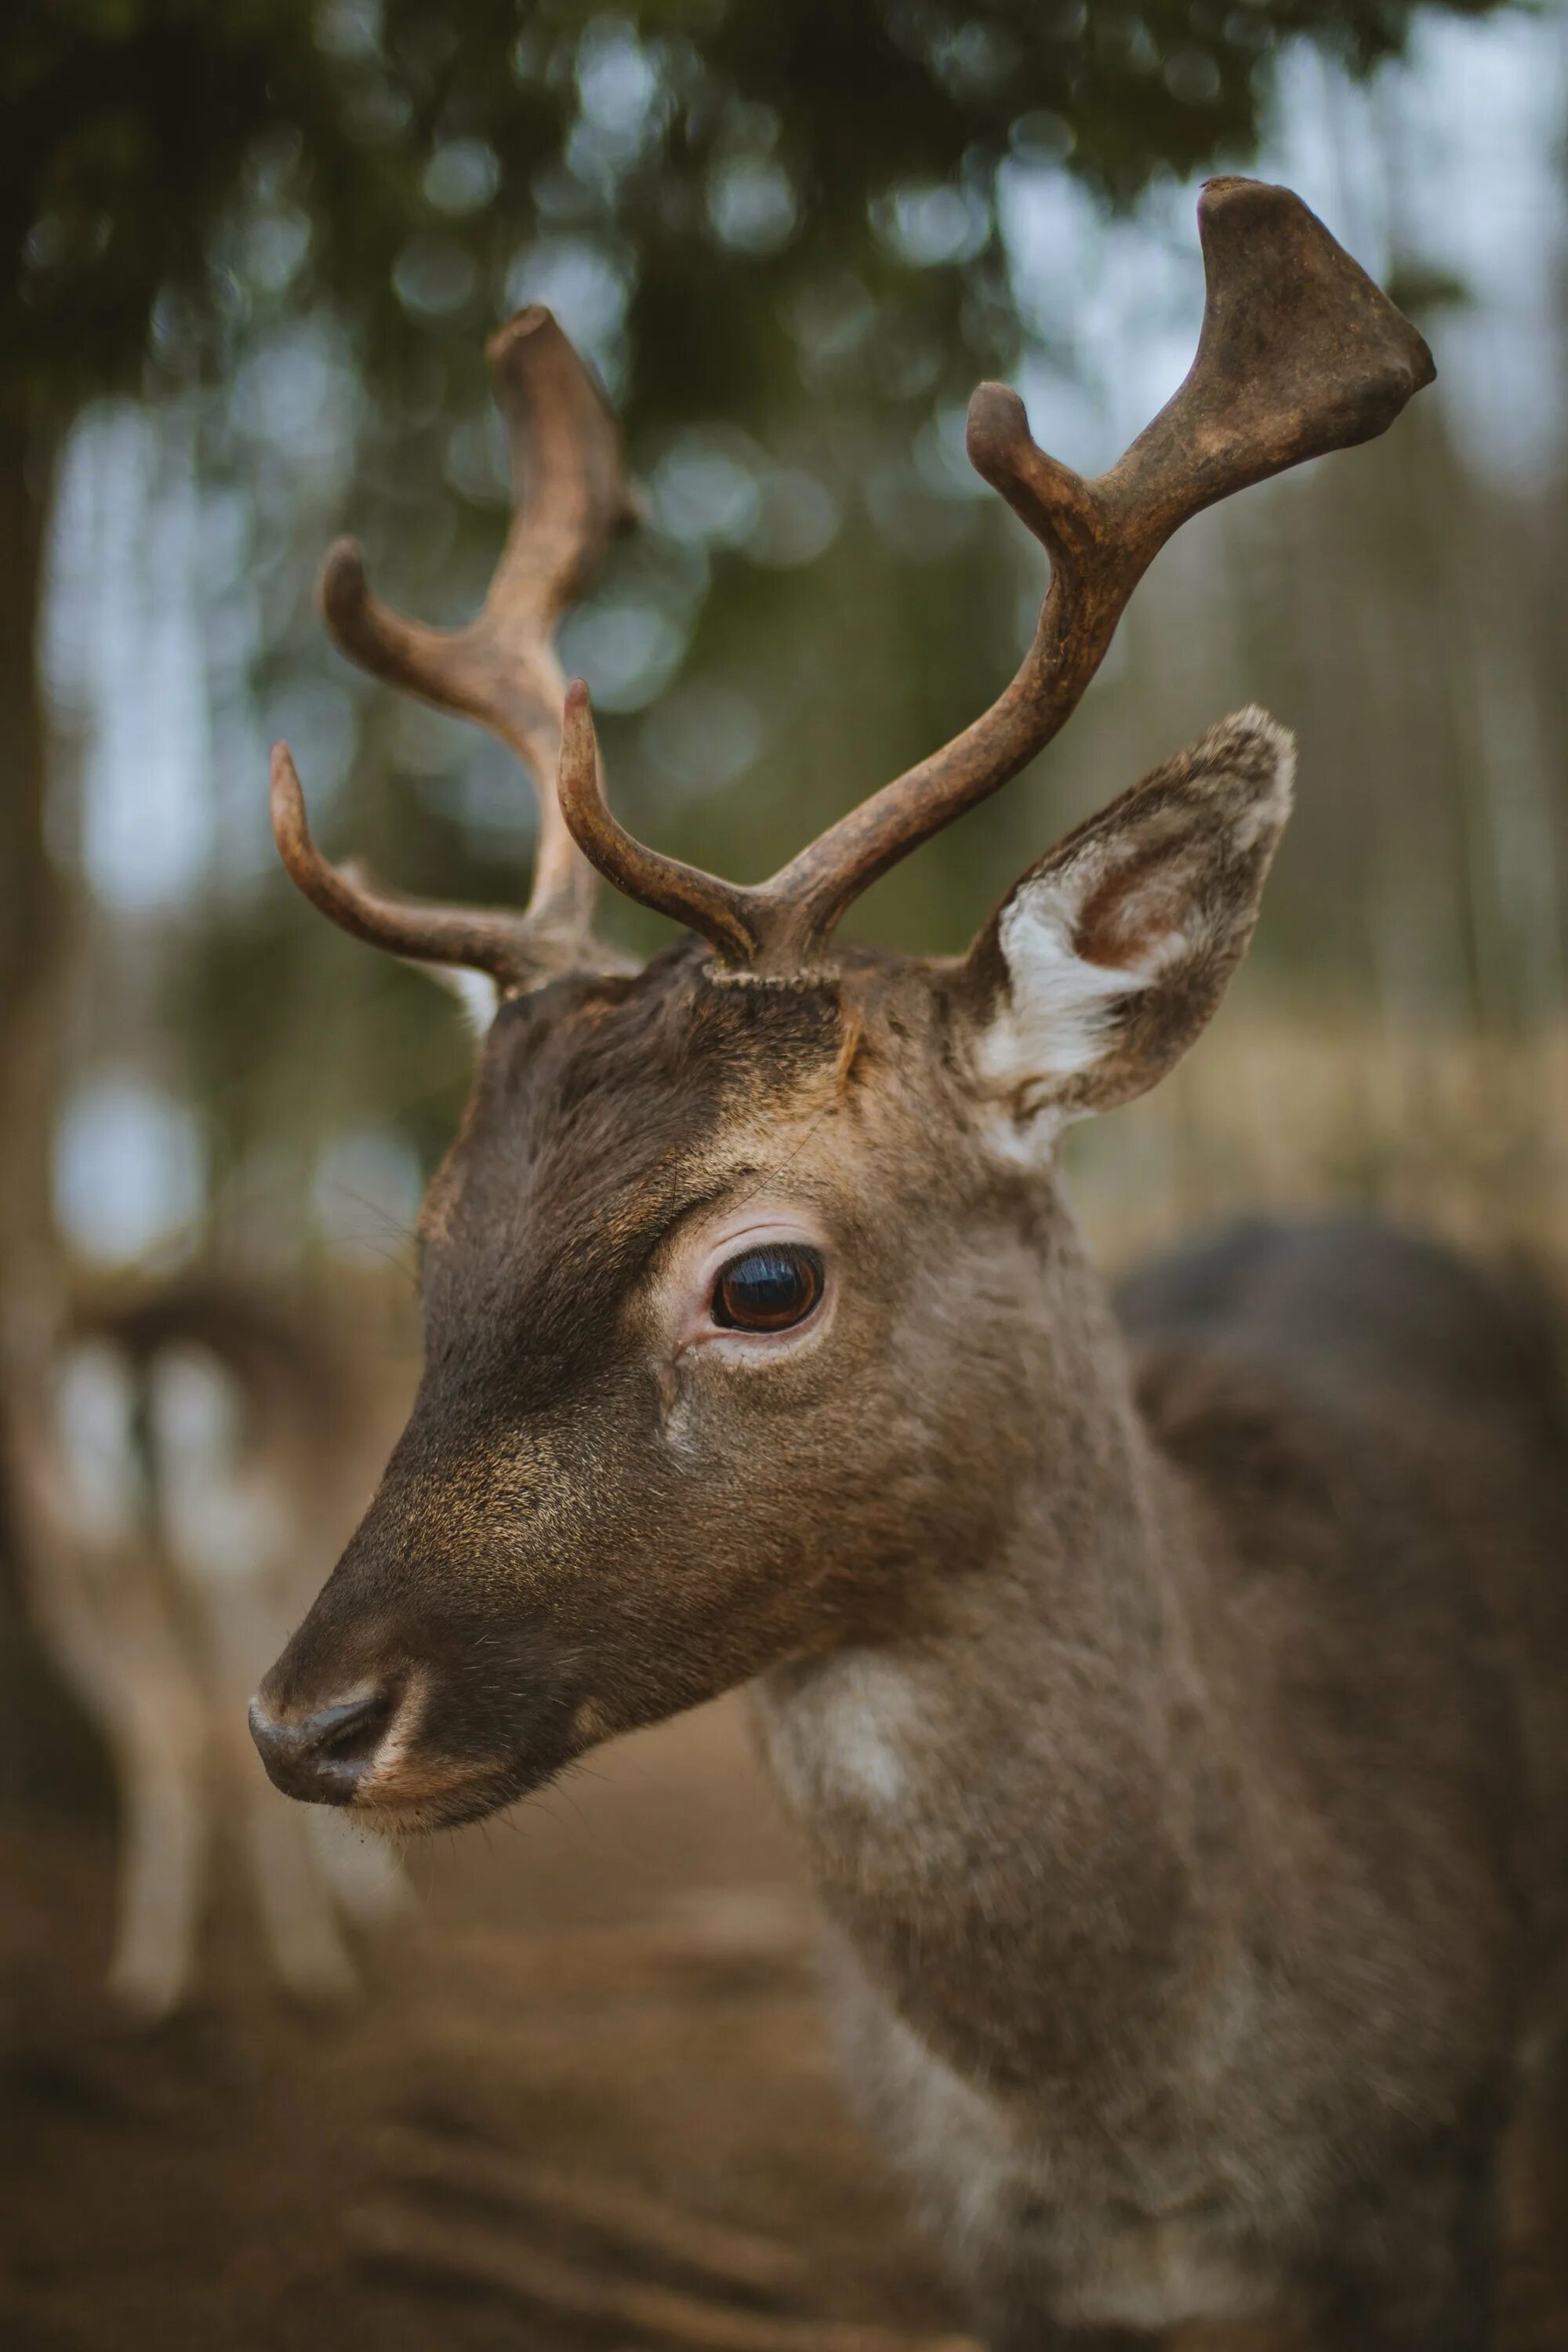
560, 179, 1434, 974
272, 306, 637, 989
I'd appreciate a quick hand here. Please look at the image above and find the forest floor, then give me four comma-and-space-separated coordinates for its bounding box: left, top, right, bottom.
4, 1693, 1568, 2352
2, 1697, 957, 2352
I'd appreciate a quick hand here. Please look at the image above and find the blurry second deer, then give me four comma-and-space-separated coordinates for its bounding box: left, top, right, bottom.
6, 1285, 408, 2020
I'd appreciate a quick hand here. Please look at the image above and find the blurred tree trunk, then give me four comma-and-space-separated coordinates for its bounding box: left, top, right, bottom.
0, 422, 109, 1813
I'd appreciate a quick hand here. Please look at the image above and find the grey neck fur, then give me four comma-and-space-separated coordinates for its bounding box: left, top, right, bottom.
750, 1194, 1251, 2119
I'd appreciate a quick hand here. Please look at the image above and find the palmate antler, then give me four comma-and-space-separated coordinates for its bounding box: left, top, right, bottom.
559, 177, 1433, 973
271, 306, 637, 989
274, 181, 1432, 987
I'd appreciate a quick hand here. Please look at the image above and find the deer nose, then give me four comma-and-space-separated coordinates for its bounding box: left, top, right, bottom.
248, 1686, 396, 1805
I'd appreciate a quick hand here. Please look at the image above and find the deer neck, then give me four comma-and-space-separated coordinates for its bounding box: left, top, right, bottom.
750, 1188, 1240, 2095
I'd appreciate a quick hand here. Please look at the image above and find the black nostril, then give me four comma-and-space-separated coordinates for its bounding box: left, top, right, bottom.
307, 1691, 394, 1763
249, 1685, 398, 1805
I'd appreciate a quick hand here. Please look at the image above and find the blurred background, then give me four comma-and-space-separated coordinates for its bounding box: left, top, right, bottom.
3, 4, 1566, 2347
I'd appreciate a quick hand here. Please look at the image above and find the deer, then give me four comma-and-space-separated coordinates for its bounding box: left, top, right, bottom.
6, 1283, 406, 2017
248, 179, 1568, 2348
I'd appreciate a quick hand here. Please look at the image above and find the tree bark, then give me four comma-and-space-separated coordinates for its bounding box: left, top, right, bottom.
0, 419, 111, 1814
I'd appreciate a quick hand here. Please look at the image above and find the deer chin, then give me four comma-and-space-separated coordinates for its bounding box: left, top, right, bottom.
350, 1769, 523, 1838
349, 1744, 564, 1837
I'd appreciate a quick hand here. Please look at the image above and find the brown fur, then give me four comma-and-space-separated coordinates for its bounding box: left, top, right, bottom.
256, 722, 1568, 2349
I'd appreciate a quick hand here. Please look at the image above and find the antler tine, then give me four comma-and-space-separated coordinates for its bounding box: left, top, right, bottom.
276, 305, 635, 985
557, 180, 1432, 974
764, 178, 1432, 959
557, 684, 764, 964
270, 745, 547, 985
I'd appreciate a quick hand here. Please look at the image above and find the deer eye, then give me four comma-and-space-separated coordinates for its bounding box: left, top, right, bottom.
711, 1245, 824, 1334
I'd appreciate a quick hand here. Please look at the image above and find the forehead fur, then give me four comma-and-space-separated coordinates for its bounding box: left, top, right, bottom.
418, 943, 848, 1394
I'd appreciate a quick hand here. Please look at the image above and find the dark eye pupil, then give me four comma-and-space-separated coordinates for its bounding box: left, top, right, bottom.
713, 1245, 823, 1332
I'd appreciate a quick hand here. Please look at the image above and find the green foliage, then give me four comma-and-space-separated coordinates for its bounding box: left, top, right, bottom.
6, 0, 1529, 1236
6, 0, 1512, 424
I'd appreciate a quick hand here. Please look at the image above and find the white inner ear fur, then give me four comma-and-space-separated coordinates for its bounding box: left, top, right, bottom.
414, 963, 499, 1039
971, 865, 1198, 1163
982, 876, 1194, 1094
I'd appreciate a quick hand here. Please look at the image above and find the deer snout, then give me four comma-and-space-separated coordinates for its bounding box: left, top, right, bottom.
248, 1684, 398, 1805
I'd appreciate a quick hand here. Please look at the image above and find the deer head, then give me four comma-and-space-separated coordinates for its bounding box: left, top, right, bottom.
250, 182, 1432, 1831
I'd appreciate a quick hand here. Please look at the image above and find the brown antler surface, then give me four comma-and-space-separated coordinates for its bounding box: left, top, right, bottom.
560, 178, 1433, 973
273, 306, 636, 988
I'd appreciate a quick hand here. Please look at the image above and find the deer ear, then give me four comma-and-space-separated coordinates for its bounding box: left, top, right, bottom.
960, 708, 1293, 1152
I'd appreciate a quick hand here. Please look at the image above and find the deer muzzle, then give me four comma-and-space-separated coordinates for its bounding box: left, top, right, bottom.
248, 1684, 401, 1806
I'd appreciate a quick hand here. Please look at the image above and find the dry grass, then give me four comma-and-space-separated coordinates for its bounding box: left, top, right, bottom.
1072, 1004, 1568, 1282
